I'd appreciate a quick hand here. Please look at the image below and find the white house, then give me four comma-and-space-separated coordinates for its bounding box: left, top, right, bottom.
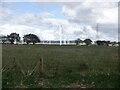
79, 42, 86, 46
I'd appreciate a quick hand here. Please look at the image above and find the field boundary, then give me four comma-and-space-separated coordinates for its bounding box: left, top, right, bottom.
0, 44, 2, 90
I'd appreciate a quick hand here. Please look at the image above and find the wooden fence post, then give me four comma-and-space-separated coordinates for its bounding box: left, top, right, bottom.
37, 57, 44, 87
12, 57, 17, 70
39, 57, 43, 77
12, 57, 17, 86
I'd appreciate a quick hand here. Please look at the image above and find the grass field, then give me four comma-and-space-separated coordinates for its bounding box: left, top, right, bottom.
2, 44, 119, 88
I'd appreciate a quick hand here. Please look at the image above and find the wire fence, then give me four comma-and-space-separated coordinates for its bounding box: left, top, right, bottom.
2, 56, 62, 88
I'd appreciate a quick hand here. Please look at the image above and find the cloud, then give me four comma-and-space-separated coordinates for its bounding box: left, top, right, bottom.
1, 0, 119, 2
0, 2, 118, 42
0, 24, 58, 40
62, 2, 118, 25
62, 2, 118, 41
1, 22, 117, 41
0, 7, 13, 25
97, 7, 118, 25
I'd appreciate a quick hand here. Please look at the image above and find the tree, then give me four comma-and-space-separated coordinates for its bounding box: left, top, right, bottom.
96, 40, 110, 46
7, 33, 20, 44
23, 34, 40, 45
118, 42, 120, 46
75, 38, 82, 45
84, 39, 92, 45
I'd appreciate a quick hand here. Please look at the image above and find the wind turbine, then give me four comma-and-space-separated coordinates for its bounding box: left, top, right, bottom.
59, 24, 67, 46
53, 14, 66, 46
60, 25, 67, 45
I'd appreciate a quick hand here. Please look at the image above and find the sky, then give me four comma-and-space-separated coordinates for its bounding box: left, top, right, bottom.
0, 1, 118, 41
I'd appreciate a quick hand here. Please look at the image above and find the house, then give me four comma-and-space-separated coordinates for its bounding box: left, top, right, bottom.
79, 41, 86, 46
108, 42, 119, 47
113, 44, 119, 47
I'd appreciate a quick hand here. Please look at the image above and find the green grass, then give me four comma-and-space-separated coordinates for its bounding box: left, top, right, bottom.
2, 44, 119, 88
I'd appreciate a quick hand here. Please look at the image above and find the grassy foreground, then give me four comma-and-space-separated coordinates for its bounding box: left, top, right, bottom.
2, 44, 119, 88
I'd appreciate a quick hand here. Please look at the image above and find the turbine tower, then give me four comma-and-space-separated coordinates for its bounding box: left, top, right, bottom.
59, 25, 62, 46
59, 25, 66, 45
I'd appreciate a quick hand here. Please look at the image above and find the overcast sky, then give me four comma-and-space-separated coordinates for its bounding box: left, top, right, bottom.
0, 1, 118, 41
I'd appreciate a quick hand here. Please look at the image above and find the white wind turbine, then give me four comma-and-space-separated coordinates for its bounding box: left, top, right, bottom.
53, 14, 66, 46
59, 24, 66, 45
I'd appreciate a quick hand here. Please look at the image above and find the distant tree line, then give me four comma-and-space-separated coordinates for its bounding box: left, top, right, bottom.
96, 40, 119, 46
0, 33, 40, 45
75, 38, 119, 46
96, 40, 110, 46
0, 32, 119, 46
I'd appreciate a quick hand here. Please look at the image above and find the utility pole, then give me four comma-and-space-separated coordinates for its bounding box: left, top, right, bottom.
96, 23, 99, 40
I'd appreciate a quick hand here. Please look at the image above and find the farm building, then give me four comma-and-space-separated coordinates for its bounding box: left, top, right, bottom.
79, 42, 86, 46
